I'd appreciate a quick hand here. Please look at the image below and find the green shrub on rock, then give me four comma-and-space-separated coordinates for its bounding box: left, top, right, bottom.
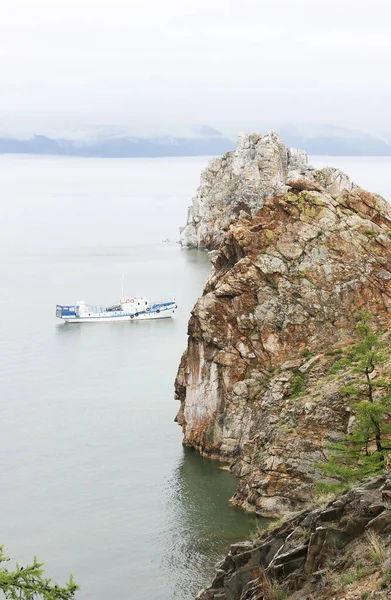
290, 373, 306, 398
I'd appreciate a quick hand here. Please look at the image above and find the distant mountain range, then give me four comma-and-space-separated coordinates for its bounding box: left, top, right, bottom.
0, 133, 234, 158
0, 125, 390, 157
277, 125, 391, 157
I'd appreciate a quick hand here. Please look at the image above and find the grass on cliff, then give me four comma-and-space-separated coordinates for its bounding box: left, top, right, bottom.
316, 533, 391, 598
258, 571, 288, 600
366, 530, 387, 564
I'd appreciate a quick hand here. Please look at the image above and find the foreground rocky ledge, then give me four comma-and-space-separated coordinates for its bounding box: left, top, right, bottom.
196, 474, 391, 599
175, 138, 391, 517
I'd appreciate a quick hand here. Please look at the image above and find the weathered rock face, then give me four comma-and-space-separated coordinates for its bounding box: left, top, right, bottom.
196, 474, 391, 600
180, 131, 309, 249
175, 159, 391, 516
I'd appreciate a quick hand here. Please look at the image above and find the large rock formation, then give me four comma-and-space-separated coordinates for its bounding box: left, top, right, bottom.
175, 151, 391, 517
196, 473, 391, 600
180, 131, 310, 249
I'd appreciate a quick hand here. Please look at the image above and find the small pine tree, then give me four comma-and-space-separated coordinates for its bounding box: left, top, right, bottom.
318, 311, 391, 492
290, 372, 305, 398
0, 546, 79, 599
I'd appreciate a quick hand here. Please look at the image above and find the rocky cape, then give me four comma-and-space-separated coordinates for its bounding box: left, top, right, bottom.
175, 132, 391, 518
197, 473, 391, 599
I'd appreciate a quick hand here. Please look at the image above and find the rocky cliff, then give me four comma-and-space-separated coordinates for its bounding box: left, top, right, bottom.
175, 143, 391, 517
180, 131, 309, 249
196, 473, 391, 600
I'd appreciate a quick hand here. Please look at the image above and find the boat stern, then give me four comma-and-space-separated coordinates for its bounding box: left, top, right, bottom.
56, 305, 76, 320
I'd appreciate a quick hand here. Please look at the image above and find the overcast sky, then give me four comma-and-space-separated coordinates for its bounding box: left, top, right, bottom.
1, 0, 390, 136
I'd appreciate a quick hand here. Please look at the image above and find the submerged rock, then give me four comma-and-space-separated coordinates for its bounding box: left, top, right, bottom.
175, 147, 391, 516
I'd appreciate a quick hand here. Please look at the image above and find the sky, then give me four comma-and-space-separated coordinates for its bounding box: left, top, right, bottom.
1, 0, 390, 136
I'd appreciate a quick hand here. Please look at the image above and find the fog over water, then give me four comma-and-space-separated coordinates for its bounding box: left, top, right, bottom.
0, 154, 390, 599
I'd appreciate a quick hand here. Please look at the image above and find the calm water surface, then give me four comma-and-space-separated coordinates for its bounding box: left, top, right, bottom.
0, 155, 260, 600
0, 154, 390, 599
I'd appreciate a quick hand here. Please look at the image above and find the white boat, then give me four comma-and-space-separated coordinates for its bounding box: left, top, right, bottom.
56, 296, 177, 323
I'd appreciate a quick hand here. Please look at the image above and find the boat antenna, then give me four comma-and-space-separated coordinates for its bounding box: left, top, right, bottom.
121, 273, 126, 301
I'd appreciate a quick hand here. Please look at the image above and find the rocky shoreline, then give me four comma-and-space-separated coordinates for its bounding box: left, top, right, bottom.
196, 473, 391, 599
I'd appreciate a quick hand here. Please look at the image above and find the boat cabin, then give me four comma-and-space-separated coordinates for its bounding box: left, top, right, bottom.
120, 297, 150, 314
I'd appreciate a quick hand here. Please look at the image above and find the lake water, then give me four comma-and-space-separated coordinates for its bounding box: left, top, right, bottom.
0, 154, 390, 600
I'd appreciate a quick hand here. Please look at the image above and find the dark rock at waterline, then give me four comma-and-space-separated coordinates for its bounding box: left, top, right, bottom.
196, 474, 391, 599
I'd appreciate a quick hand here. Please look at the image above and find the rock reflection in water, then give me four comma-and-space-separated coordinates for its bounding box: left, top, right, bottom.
162, 447, 265, 600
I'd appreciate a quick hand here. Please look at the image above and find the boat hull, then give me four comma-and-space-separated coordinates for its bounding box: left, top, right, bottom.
60, 307, 176, 323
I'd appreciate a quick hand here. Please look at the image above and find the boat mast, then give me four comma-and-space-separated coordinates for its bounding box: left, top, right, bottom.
121, 273, 125, 301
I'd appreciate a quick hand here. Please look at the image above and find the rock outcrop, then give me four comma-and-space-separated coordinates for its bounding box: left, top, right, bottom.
179, 130, 367, 251
175, 149, 391, 517
180, 131, 309, 249
196, 473, 391, 599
